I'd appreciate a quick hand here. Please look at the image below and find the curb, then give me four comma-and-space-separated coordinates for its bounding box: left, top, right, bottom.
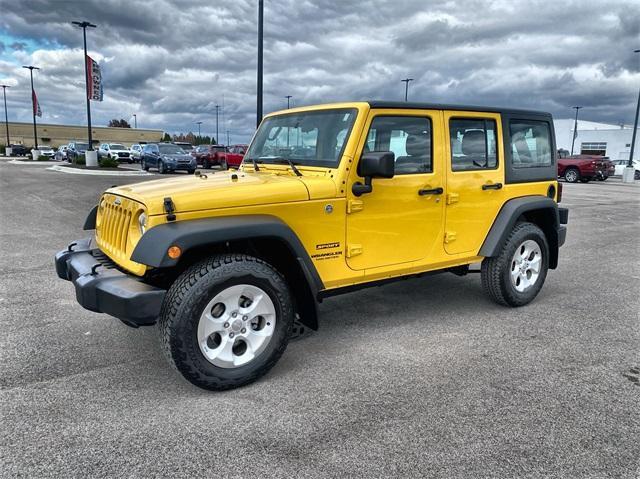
46, 165, 154, 176
8, 159, 60, 165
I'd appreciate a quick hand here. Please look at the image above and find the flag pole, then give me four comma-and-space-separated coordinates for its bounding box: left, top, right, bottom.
73, 21, 97, 151
22, 66, 39, 150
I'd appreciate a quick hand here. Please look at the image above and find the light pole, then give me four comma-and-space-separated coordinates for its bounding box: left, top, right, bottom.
570, 106, 582, 155
22, 65, 40, 150
1, 84, 10, 148
401, 78, 413, 102
215, 105, 220, 144
72, 21, 97, 152
257, 0, 263, 128
132, 113, 137, 128
285, 95, 292, 109
623, 49, 640, 183
227, 130, 230, 146
196, 121, 202, 141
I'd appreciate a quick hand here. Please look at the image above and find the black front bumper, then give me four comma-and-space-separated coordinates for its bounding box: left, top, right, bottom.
55, 238, 166, 327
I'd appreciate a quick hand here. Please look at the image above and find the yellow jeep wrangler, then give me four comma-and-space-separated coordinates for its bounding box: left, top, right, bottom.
56, 101, 568, 390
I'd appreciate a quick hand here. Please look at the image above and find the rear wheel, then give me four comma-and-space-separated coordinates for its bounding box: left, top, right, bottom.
564, 167, 580, 183
158, 161, 165, 174
635, 170, 640, 180
481, 222, 549, 307
158, 254, 294, 390
142, 159, 149, 171
203, 159, 210, 169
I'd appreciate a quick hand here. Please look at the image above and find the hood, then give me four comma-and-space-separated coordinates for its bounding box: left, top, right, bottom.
108, 170, 335, 216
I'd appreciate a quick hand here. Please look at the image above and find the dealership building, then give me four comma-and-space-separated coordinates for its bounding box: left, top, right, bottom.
553, 119, 638, 160
1, 121, 164, 148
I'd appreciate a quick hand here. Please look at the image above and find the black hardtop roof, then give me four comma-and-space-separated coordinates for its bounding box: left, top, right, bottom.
367, 101, 551, 118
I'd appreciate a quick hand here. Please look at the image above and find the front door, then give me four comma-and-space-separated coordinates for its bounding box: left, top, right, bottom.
443, 112, 506, 255
346, 110, 445, 271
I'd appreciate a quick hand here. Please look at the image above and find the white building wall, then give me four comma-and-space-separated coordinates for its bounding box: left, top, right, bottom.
553, 119, 638, 160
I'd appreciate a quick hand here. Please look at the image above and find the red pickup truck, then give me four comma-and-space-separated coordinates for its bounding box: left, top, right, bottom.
558, 155, 614, 183
191, 144, 248, 169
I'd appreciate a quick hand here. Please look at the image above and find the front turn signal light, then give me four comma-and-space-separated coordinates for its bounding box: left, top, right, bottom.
167, 245, 182, 259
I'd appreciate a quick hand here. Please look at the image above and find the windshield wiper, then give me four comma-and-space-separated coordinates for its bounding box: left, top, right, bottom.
244, 157, 260, 171
265, 156, 303, 177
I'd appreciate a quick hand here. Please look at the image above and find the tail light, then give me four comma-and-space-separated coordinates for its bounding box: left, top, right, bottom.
557, 182, 563, 203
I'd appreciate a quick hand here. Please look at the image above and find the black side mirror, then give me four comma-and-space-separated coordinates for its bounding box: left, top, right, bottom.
352, 151, 395, 196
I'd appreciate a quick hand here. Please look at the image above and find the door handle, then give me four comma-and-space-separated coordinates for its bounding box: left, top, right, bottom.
418, 187, 443, 196
482, 183, 503, 190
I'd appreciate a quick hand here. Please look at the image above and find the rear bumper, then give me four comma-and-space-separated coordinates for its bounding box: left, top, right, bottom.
55, 238, 166, 327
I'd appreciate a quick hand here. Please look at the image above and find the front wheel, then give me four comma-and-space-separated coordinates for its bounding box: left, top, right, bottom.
158, 161, 165, 174
203, 159, 210, 169
142, 159, 149, 171
481, 222, 549, 307
158, 254, 294, 390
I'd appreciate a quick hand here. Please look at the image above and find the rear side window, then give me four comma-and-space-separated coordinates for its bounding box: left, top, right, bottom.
509, 120, 552, 168
449, 119, 498, 171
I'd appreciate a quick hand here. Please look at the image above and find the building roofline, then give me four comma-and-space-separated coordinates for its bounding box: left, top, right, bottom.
2, 120, 163, 134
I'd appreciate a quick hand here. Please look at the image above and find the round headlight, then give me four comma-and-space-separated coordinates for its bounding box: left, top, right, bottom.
138, 212, 147, 234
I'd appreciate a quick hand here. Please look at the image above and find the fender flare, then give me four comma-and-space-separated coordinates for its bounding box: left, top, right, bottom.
130, 215, 324, 327
478, 196, 562, 269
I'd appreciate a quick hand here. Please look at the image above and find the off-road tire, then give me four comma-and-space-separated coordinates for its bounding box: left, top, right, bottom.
481, 222, 549, 307
564, 167, 580, 183
158, 254, 294, 391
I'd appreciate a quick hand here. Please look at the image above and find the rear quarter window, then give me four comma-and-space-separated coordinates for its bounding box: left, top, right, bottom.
509, 120, 552, 168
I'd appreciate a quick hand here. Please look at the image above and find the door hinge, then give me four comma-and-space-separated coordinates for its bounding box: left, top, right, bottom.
347, 199, 364, 214
444, 231, 457, 244
346, 244, 363, 258
446, 193, 459, 205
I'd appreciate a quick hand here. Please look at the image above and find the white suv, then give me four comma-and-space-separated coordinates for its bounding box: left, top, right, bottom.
98, 143, 133, 163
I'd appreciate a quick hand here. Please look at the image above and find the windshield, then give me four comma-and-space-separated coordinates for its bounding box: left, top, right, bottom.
159, 144, 185, 154
245, 108, 357, 168
176, 143, 193, 150
76, 143, 89, 150
110, 144, 126, 150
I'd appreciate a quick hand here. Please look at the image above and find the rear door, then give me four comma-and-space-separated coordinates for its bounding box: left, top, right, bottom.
444, 111, 506, 255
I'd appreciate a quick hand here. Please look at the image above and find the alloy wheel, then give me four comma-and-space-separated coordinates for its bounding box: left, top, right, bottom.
510, 240, 542, 293
197, 284, 277, 368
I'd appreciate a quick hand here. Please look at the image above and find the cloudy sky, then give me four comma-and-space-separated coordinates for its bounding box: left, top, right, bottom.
0, 0, 638, 142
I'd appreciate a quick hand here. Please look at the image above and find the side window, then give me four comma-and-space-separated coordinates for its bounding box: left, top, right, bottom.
449, 119, 498, 171
364, 116, 432, 174
510, 120, 552, 168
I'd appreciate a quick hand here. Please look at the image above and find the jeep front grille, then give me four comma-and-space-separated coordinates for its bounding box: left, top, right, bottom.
95, 194, 146, 274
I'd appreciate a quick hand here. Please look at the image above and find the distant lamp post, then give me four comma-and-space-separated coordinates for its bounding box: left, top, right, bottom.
132, 113, 137, 128
22, 65, 40, 150
1, 84, 10, 149
570, 106, 582, 156
196, 121, 202, 139
215, 105, 220, 145
285, 95, 292, 109
401, 78, 413, 102
622, 50, 640, 182
72, 21, 97, 154
227, 130, 230, 146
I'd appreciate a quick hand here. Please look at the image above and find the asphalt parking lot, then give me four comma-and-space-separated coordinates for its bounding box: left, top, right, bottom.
1, 159, 638, 478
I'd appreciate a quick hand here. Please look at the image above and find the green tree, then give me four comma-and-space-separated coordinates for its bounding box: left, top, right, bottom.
162, 132, 172, 142
108, 119, 131, 128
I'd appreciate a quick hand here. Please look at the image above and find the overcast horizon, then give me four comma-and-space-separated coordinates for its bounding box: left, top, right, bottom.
0, 0, 638, 142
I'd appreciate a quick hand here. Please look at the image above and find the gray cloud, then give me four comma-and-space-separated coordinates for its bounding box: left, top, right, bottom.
0, 0, 638, 142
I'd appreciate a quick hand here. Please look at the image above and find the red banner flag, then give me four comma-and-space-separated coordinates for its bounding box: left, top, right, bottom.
86, 55, 103, 101
32, 90, 42, 117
